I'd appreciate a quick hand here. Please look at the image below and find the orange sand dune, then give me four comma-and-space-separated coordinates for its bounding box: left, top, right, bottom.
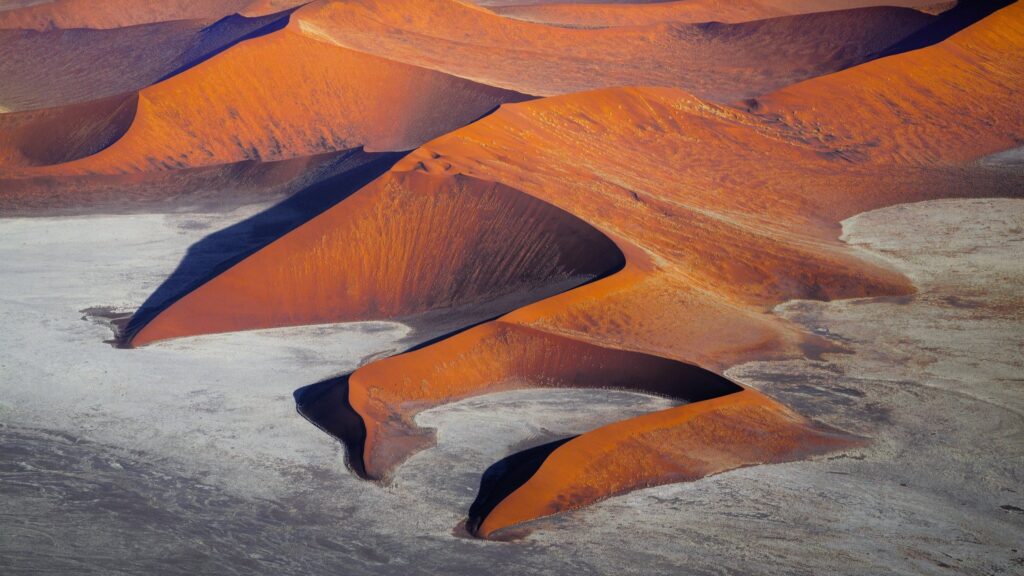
128, 2, 1024, 537
0, 0, 933, 176
491, 0, 952, 27
0, 23, 528, 178
0, 0, 305, 30
294, 0, 934, 100
129, 171, 623, 345
0, 10, 295, 112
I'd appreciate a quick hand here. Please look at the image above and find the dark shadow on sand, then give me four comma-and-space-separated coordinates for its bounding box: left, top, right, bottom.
874, 0, 1016, 59
121, 149, 404, 345
465, 437, 576, 537
157, 8, 300, 83
294, 375, 370, 479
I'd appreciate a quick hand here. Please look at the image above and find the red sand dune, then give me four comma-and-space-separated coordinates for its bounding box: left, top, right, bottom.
294, 0, 934, 99
0, 0, 305, 30
0, 10, 295, 112
490, 0, 953, 27
125, 2, 1024, 537
0, 28, 528, 175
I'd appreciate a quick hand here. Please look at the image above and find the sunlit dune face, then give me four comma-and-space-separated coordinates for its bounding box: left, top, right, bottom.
129, 172, 624, 346
294, 0, 936, 99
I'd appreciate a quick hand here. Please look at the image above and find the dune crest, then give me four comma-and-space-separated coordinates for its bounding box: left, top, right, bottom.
488, 0, 952, 27
292, 0, 935, 99
0, 0, 306, 30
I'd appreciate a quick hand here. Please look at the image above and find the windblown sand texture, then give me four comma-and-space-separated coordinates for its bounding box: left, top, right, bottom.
1, 0, 1021, 540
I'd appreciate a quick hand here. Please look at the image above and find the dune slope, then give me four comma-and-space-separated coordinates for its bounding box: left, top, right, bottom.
0, 0, 306, 30
0, 9, 298, 112
294, 0, 935, 100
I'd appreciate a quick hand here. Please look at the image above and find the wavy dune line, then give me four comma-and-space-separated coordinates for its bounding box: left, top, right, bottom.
124, 2, 1024, 537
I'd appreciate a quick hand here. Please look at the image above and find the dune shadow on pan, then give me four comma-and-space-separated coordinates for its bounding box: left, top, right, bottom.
294, 375, 371, 479
120, 150, 404, 345
296, 355, 743, 538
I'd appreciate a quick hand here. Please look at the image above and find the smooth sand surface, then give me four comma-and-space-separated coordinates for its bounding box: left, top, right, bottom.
1, 197, 1020, 573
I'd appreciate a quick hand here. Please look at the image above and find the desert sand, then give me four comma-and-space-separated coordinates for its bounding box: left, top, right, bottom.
0, 0, 1021, 572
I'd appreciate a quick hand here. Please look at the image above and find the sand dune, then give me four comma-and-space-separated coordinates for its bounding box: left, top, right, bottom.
0, 0, 306, 30
124, 2, 1024, 537
7, 29, 526, 175
295, 0, 934, 99
3, 0, 1020, 544
0, 9, 297, 113
129, 172, 623, 345
490, 0, 953, 27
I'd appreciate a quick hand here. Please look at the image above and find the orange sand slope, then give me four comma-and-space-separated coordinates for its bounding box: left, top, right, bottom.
129, 3, 1024, 537
0, 9, 297, 112
294, 0, 935, 99
490, 0, 953, 27
0, 0, 306, 30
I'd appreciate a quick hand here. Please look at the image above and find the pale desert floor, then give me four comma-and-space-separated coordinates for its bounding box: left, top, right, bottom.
1, 197, 1021, 575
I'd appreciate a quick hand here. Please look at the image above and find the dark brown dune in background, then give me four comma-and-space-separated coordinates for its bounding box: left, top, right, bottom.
0, 9, 296, 112
122, 1, 1024, 538
0, 0, 306, 30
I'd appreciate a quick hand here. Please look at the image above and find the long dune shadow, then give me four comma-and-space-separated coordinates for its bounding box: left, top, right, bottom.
295, 351, 743, 538
465, 436, 576, 538
121, 149, 404, 345
294, 375, 370, 479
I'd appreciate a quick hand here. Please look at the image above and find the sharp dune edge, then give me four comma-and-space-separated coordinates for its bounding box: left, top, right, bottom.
0, 9, 299, 112
492, 0, 955, 26
0, 0, 307, 30
110, 2, 1024, 539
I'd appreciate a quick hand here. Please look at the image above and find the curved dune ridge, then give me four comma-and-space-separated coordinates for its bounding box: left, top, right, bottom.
293, 0, 935, 99
489, 0, 954, 27
0, 26, 529, 176
0, 0, 306, 30
123, 2, 1024, 538
0, 8, 297, 112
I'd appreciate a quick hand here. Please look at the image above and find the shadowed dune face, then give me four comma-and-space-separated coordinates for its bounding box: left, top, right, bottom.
0, 94, 138, 167
130, 172, 624, 345
0, 0, 306, 30
0, 9, 298, 113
